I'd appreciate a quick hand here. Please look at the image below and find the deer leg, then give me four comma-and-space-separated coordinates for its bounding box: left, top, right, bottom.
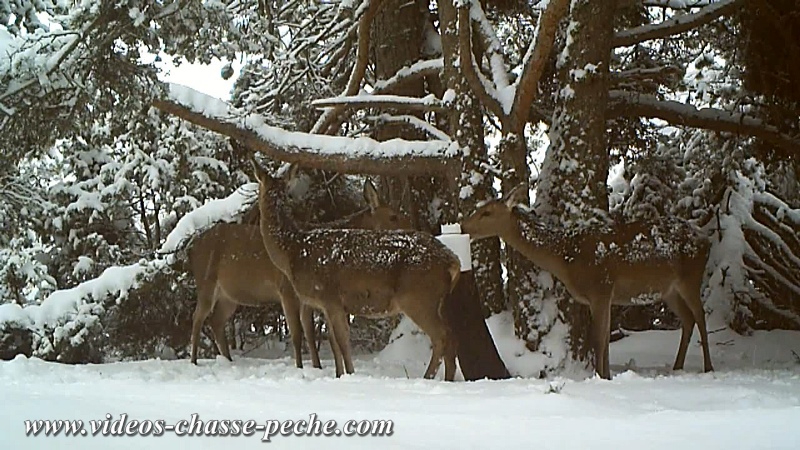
208, 299, 238, 361
279, 283, 305, 369
325, 306, 354, 377
326, 320, 344, 377
589, 295, 613, 380
443, 335, 457, 382
661, 289, 695, 371
300, 304, 322, 369
406, 302, 452, 380
677, 281, 714, 372
422, 339, 444, 380
191, 284, 220, 364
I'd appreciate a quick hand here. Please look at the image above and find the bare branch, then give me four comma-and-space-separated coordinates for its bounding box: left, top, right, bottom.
153, 84, 458, 177
613, 0, 742, 48
613, 65, 683, 83
609, 90, 800, 155
511, 0, 570, 127
311, 94, 447, 112
311, 0, 384, 135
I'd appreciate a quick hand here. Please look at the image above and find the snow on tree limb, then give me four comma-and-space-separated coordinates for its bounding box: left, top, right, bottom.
617, 0, 718, 8
311, 94, 446, 112
456, 0, 569, 127
154, 84, 459, 176
613, 0, 743, 48
368, 114, 451, 141
372, 58, 444, 94
609, 91, 800, 155
464, 1, 511, 93
457, 6, 506, 120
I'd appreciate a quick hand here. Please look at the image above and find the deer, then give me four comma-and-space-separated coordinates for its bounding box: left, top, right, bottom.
188, 178, 413, 369
252, 161, 460, 380
460, 184, 714, 380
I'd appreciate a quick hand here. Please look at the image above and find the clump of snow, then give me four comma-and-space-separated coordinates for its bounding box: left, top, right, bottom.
72, 256, 94, 278
160, 182, 256, 256
375, 316, 441, 378
0, 303, 33, 328
607, 160, 629, 212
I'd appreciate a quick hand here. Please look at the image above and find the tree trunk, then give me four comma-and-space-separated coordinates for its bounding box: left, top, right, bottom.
371, 0, 439, 233
439, 0, 509, 379
532, 1, 616, 371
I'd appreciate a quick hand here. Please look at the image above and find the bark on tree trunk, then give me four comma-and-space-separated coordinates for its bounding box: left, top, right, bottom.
532, 0, 616, 371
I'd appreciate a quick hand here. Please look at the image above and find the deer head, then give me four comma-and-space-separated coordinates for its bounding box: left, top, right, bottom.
460, 184, 529, 239
353, 178, 414, 230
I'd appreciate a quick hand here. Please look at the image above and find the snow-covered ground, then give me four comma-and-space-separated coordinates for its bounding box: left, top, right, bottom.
3, 316, 800, 449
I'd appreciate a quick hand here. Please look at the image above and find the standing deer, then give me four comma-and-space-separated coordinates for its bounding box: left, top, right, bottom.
189, 178, 412, 368
460, 185, 713, 379
253, 162, 460, 380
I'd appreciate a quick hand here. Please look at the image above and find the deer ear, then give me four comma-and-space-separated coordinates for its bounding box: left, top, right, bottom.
251, 157, 268, 183
503, 183, 528, 208
286, 163, 301, 182
363, 178, 381, 210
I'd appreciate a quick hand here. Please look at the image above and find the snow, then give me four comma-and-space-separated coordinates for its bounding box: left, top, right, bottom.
1, 263, 147, 330
2, 324, 800, 449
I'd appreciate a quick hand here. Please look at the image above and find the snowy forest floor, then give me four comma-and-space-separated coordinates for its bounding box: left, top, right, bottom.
3, 312, 800, 449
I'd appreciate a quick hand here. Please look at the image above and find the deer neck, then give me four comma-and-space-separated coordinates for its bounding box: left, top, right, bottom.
257, 188, 300, 275
500, 210, 571, 282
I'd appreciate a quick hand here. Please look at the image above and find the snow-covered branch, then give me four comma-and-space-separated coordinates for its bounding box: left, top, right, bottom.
311, 94, 446, 112
456, 0, 568, 128
372, 59, 444, 94
457, 6, 505, 120
153, 84, 459, 176
617, 0, 719, 8
367, 114, 451, 141
609, 91, 800, 156
613, 0, 743, 48
466, 1, 511, 93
